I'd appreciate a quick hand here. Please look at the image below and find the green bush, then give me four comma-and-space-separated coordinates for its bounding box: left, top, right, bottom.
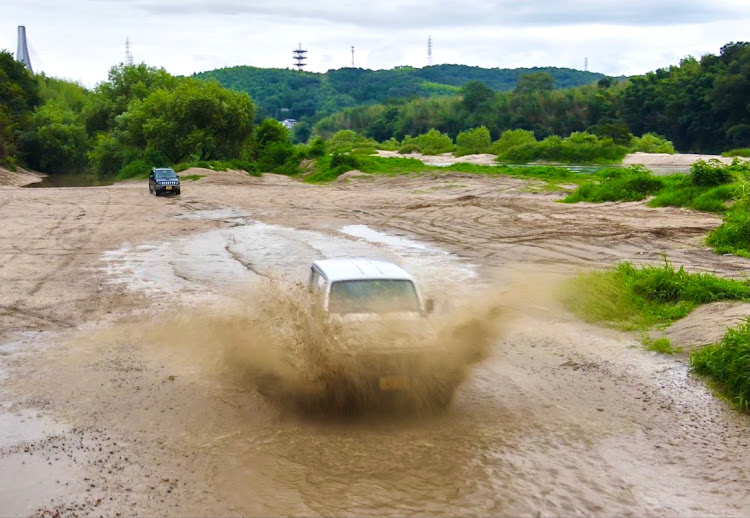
329, 151, 360, 171
305, 137, 326, 158
377, 138, 401, 151
721, 148, 750, 157
414, 129, 455, 155
115, 159, 151, 180
499, 132, 629, 164
691, 159, 734, 187
398, 143, 420, 154
707, 200, 750, 256
327, 130, 378, 153
691, 319, 750, 411
561, 260, 750, 330
489, 129, 536, 155
631, 133, 676, 154
562, 166, 663, 203
455, 126, 491, 156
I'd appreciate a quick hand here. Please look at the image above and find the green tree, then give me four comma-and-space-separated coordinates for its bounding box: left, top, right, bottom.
456, 126, 491, 155
490, 129, 536, 154
0, 50, 40, 164
515, 72, 555, 94
121, 79, 254, 164
84, 63, 178, 134
21, 102, 89, 173
293, 121, 312, 143
460, 81, 496, 112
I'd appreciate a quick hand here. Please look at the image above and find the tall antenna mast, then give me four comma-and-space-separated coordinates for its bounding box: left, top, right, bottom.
428, 36, 432, 66
16, 26, 33, 73
125, 37, 134, 65
292, 42, 307, 71
584, 57, 588, 72
351, 45, 355, 67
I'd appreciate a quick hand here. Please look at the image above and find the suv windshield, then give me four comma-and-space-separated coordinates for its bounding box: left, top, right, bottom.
328, 279, 420, 314
154, 169, 177, 179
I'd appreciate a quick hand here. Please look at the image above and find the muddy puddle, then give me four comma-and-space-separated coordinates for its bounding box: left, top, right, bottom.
101, 212, 479, 303
2, 208, 749, 517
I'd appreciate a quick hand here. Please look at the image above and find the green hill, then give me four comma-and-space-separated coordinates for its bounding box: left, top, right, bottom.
192, 65, 605, 124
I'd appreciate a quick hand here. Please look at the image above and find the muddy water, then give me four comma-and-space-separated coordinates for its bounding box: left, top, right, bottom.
3, 209, 749, 517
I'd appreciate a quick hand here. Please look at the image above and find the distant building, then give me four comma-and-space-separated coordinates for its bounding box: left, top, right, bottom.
281, 119, 297, 129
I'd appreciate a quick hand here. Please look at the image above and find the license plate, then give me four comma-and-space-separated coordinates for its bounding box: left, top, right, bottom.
166, 186, 172, 190
379, 376, 409, 391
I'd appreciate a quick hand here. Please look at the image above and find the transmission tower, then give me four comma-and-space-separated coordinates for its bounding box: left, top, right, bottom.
428, 36, 432, 66
16, 26, 33, 73
584, 57, 588, 72
351, 46, 355, 67
125, 37, 134, 65
293, 43, 307, 70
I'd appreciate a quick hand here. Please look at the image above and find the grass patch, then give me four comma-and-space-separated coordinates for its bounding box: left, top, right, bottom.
643, 336, 681, 354
647, 175, 734, 212
561, 166, 663, 203
721, 148, 750, 158
180, 174, 204, 181
498, 132, 629, 165
172, 160, 260, 176
706, 200, 750, 257
691, 319, 750, 412
303, 154, 587, 186
561, 260, 750, 330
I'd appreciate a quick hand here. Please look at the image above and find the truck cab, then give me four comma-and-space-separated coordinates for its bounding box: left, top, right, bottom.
308, 258, 431, 320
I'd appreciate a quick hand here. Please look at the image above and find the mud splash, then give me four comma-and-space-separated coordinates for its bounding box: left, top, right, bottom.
111, 279, 509, 414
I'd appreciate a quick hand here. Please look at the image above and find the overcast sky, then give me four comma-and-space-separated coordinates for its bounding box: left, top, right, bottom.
2, 0, 749, 87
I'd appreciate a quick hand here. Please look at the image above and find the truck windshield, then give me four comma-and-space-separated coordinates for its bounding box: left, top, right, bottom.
154, 170, 177, 179
328, 279, 420, 314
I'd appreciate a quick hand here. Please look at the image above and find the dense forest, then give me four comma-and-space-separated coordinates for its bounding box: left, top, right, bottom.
192, 65, 605, 124
313, 42, 750, 154
1, 42, 747, 177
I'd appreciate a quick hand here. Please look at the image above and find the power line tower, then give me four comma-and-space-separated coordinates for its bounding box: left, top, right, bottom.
351, 45, 355, 67
584, 57, 588, 72
16, 26, 33, 73
125, 37, 134, 65
427, 36, 432, 66
293, 43, 307, 71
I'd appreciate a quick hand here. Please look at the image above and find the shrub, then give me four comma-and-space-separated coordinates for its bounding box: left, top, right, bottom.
691, 159, 734, 187
707, 200, 750, 256
561, 260, 750, 330
377, 138, 401, 151
115, 159, 151, 180
305, 137, 326, 158
456, 126, 491, 156
631, 133, 676, 154
562, 166, 663, 203
499, 132, 629, 164
415, 129, 454, 155
721, 148, 750, 157
327, 130, 378, 153
489, 129, 536, 155
691, 319, 750, 411
329, 151, 360, 171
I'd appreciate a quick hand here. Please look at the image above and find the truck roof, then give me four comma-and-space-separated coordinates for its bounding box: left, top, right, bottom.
312, 258, 415, 283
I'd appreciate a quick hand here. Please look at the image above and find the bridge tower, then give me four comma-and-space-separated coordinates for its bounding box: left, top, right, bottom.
16, 26, 33, 73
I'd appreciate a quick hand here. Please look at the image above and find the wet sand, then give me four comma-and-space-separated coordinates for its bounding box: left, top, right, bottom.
1, 168, 749, 516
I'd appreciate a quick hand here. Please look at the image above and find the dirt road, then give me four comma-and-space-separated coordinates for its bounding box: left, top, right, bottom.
1, 169, 748, 516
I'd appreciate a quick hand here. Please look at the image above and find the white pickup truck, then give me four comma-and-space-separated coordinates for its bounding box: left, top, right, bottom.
300, 258, 460, 409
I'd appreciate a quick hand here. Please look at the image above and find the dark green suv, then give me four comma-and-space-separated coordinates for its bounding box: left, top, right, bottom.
149, 167, 181, 196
